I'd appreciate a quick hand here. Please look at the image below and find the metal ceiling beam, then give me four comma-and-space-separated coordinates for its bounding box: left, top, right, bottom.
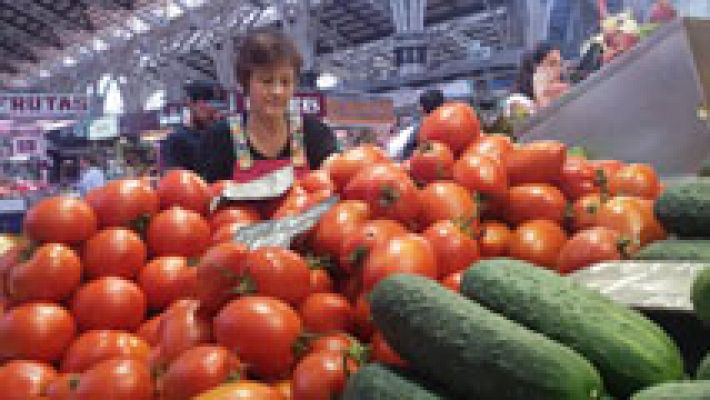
0, 20, 62, 49
7, 0, 90, 32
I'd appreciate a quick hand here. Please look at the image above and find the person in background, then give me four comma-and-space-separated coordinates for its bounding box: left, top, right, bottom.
516, 42, 570, 110
77, 155, 106, 195
161, 81, 222, 173
200, 28, 337, 184
387, 89, 445, 161
649, 0, 678, 23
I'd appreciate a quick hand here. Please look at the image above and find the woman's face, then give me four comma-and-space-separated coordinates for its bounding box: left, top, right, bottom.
248, 63, 296, 118
540, 49, 563, 80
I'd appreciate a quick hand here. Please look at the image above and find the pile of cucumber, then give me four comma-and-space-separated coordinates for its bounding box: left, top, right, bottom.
343, 259, 710, 400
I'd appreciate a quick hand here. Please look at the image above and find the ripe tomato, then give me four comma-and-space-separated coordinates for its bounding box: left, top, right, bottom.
136, 315, 162, 346
82, 228, 147, 280
506, 140, 566, 185
273, 380, 292, 400
339, 220, 407, 275
557, 227, 629, 274
158, 169, 211, 215
609, 163, 661, 200
24, 196, 97, 245
299, 293, 354, 334
61, 330, 150, 373
311, 200, 370, 258
0, 360, 57, 400
557, 156, 600, 201
147, 207, 211, 258
353, 295, 374, 340
244, 247, 311, 305
160, 345, 243, 400
479, 221, 512, 258
213, 296, 303, 380
343, 163, 421, 228
6, 243, 81, 304
153, 299, 212, 366
138, 256, 193, 311
209, 180, 232, 199
308, 333, 360, 355
371, 330, 407, 368
193, 242, 248, 316
71, 277, 146, 332
211, 222, 248, 245
419, 102, 482, 154
299, 170, 335, 195
270, 188, 331, 220
45, 372, 79, 400
291, 350, 359, 400
75, 358, 153, 400
596, 196, 666, 246
462, 134, 514, 162
505, 184, 567, 225
86, 179, 159, 229
423, 220, 480, 277
509, 220, 568, 269
418, 182, 478, 228
362, 233, 437, 292
570, 193, 603, 232
209, 206, 261, 232
194, 381, 285, 400
589, 159, 624, 191
0, 303, 75, 362
408, 141, 455, 184
453, 153, 508, 201
308, 268, 334, 294
440, 271, 463, 292
323, 145, 389, 192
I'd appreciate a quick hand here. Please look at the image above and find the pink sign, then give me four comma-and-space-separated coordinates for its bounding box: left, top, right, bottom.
0, 93, 89, 118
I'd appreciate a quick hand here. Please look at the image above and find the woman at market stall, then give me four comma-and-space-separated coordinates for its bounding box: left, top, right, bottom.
199, 28, 337, 184
516, 41, 571, 110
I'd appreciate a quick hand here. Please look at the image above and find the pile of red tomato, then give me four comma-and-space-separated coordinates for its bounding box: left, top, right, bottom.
0, 102, 667, 399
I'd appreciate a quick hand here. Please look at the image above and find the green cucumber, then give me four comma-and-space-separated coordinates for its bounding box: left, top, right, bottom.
461, 258, 684, 398
634, 240, 710, 261
369, 274, 604, 400
655, 181, 710, 238
631, 381, 710, 399
697, 353, 710, 380
341, 363, 451, 400
692, 267, 710, 325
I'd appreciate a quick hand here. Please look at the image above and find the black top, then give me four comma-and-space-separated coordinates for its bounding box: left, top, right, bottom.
161, 125, 203, 172
198, 115, 338, 183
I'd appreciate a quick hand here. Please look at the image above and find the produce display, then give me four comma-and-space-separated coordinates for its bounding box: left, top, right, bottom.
0, 101, 708, 399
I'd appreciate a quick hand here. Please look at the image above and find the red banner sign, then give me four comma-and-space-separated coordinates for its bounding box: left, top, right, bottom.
0, 93, 89, 118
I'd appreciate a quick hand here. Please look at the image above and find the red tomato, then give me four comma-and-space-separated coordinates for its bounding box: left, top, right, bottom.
213, 296, 303, 380
82, 228, 147, 280
505, 184, 567, 225
311, 200, 370, 258
147, 207, 211, 258
453, 153, 508, 201
194, 381, 285, 400
308, 268, 334, 295
589, 159, 624, 191
0, 303, 75, 362
419, 102, 482, 154
153, 299, 212, 366
291, 350, 359, 400
299, 293, 354, 334
136, 315, 162, 346
506, 141, 566, 185
160, 345, 243, 400
209, 206, 261, 232
61, 330, 150, 373
408, 141, 455, 184
158, 169, 211, 215
609, 163, 661, 200
209, 180, 232, 199
371, 330, 407, 368
0, 360, 57, 400
462, 134, 514, 162
138, 256, 193, 311
211, 222, 248, 245
596, 196, 666, 246
353, 295, 374, 340
509, 220, 568, 269
271, 188, 330, 220
557, 227, 628, 274
323, 145, 389, 192
299, 170, 335, 195
339, 220, 408, 275
273, 380, 292, 400
71, 277, 146, 332
479, 221, 512, 258
343, 163, 421, 228
75, 358, 153, 400
24, 196, 97, 245
6, 243, 81, 304
244, 247, 311, 305
193, 242, 249, 316
45, 372, 79, 400
308, 333, 360, 355
423, 220, 480, 277
440, 271, 463, 292
363, 233, 437, 292
557, 156, 600, 201
570, 193, 603, 232
418, 182, 478, 228
86, 179, 158, 229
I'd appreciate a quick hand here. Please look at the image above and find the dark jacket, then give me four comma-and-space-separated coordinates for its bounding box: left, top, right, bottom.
198, 115, 337, 183
160, 125, 203, 172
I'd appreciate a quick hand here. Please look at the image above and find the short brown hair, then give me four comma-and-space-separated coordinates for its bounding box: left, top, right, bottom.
235, 28, 303, 93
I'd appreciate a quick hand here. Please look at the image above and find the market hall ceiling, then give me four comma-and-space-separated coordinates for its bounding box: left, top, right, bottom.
0, 0, 516, 88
